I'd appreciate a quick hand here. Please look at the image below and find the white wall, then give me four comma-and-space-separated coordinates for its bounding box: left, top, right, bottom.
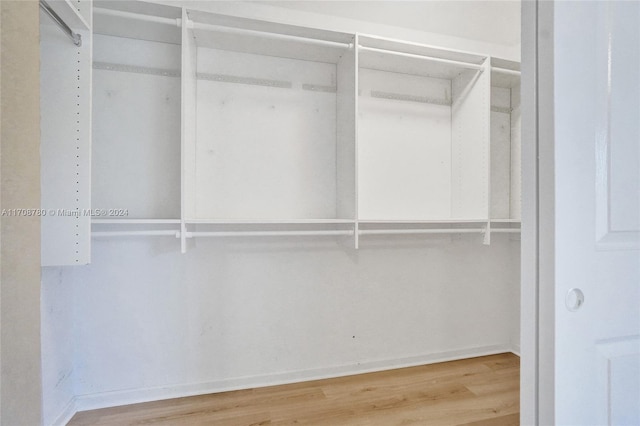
69, 234, 516, 410
1, 2, 43, 425
42, 268, 76, 425
44, 235, 519, 420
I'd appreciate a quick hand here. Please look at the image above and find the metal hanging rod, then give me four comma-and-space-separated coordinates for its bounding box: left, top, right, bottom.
359, 46, 483, 71
186, 230, 354, 238
40, 0, 82, 46
91, 219, 181, 224
492, 67, 521, 76
359, 228, 486, 236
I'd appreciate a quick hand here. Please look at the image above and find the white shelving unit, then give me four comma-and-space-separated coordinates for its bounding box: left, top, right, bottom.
180, 10, 358, 248
83, 3, 521, 251
182, 12, 356, 220
91, 2, 183, 238
357, 37, 490, 222
356, 35, 493, 244
490, 58, 521, 235
40, 0, 93, 266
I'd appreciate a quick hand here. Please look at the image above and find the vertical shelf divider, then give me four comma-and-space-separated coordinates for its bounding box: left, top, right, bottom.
336, 33, 359, 249
40, 0, 93, 265
489, 59, 521, 235
181, 8, 196, 253
354, 34, 360, 249
484, 57, 493, 245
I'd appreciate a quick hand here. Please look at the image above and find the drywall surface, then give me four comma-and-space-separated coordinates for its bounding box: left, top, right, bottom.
42, 268, 76, 425
65, 235, 517, 410
0, 1, 43, 425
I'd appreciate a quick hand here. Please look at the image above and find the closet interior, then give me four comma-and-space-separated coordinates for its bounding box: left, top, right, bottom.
39, 1, 521, 424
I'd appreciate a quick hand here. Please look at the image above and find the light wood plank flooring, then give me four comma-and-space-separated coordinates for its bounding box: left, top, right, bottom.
69, 353, 519, 426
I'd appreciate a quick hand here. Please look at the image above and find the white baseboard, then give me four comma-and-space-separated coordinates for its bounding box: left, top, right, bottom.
73, 344, 510, 414
50, 397, 77, 426
511, 343, 521, 356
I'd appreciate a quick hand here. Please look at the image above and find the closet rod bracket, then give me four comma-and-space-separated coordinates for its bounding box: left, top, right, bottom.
39, 0, 82, 47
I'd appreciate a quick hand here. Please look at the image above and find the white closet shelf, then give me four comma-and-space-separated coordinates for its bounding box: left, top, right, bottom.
192, 22, 353, 50
187, 9, 353, 48
93, 3, 182, 44
491, 67, 521, 89
93, 6, 180, 27
359, 46, 483, 71
358, 34, 487, 80
359, 34, 486, 65
188, 9, 354, 64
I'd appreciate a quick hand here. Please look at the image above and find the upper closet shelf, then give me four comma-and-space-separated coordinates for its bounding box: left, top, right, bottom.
93, 3, 181, 43
187, 9, 353, 64
358, 34, 487, 79
492, 68, 521, 89
491, 57, 521, 88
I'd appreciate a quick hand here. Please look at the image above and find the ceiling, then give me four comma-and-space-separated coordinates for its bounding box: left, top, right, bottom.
257, 1, 521, 47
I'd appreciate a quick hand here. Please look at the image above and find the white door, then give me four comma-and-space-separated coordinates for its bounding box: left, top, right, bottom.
552, 1, 640, 424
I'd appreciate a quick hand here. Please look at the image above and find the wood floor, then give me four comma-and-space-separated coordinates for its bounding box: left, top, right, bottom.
69, 353, 519, 426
